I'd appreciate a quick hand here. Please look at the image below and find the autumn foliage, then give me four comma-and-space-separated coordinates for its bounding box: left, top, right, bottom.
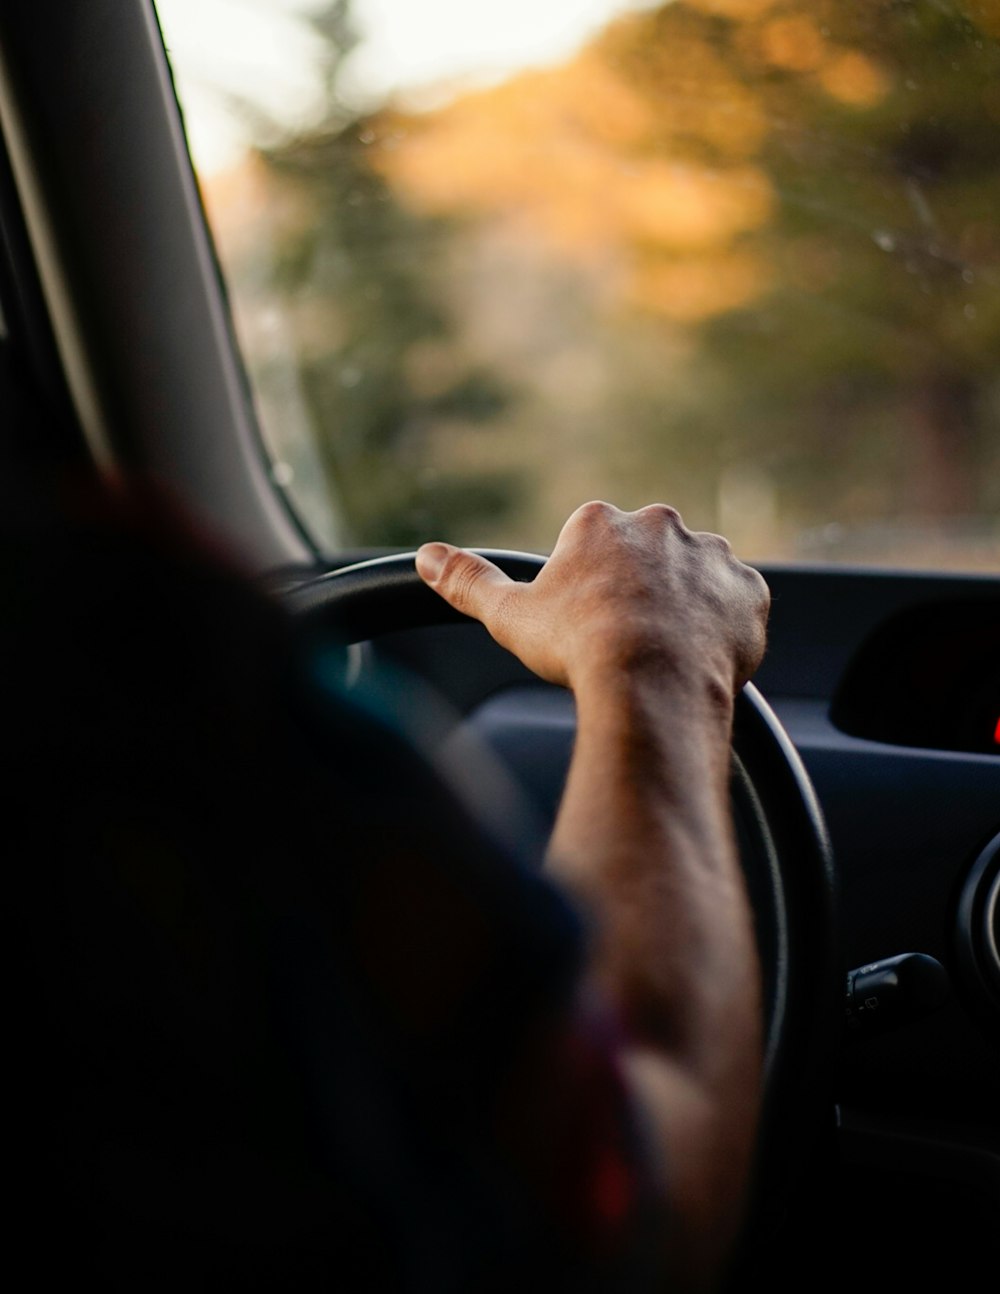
203, 1, 1000, 564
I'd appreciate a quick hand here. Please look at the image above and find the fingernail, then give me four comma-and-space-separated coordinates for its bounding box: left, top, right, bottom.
416, 542, 450, 584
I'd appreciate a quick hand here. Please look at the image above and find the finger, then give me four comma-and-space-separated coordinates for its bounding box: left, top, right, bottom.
415, 543, 518, 626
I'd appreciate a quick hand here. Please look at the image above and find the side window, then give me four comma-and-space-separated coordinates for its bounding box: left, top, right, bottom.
158, 1, 1000, 570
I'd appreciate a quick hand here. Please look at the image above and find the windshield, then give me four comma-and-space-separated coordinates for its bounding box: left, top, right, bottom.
157, 0, 1000, 568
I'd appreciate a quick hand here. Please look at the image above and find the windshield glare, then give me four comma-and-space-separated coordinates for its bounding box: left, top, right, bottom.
157, 0, 1000, 569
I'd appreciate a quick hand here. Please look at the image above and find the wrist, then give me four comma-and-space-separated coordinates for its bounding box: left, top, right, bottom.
570, 657, 736, 804
571, 639, 736, 732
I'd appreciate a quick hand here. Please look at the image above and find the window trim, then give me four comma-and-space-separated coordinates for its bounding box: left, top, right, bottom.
0, 0, 312, 568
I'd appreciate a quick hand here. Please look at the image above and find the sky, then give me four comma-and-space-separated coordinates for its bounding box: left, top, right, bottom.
158, 0, 654, 172
343, 0, 652, 101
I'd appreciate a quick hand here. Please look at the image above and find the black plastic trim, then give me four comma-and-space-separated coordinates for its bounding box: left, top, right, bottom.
0, 0, 311, 566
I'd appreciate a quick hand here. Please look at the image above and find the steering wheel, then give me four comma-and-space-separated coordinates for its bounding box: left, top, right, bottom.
285, 549, 839, 1226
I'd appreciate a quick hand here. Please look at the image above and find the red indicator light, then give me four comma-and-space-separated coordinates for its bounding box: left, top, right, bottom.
995, 715, 1000, 746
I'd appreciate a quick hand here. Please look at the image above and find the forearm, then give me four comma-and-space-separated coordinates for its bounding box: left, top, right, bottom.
415, 503, 770, 1289
549, 665, 763, 1289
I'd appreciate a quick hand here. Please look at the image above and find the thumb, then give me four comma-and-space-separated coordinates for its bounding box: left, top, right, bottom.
416, 543, 516, 626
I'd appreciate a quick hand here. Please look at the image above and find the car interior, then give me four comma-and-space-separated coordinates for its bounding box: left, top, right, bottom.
1, 0, 997, 1288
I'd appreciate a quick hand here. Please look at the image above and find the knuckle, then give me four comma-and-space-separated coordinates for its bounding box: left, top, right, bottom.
696, 529, 733, 554
441, 552, 485, 608
638, 502, 684, 529
739, 561, 770, 605
737, 567, 771, 626
573, 499, 616, 526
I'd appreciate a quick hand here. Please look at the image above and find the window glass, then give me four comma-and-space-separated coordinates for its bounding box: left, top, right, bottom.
157, 0, 1000, 567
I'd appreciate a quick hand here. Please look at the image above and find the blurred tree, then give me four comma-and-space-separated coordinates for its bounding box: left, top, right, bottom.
216, 0, 522, 546
363, 0, 999, 557
680, 0, 1000, 542
203, 0, 999, 561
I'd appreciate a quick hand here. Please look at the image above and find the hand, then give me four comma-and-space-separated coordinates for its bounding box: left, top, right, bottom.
416, 501, 769, 701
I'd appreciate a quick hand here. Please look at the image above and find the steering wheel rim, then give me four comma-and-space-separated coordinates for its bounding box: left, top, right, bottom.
286, 549, 840, 1214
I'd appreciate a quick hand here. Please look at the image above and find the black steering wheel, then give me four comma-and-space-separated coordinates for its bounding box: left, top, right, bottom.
286, 549, 839, 1222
